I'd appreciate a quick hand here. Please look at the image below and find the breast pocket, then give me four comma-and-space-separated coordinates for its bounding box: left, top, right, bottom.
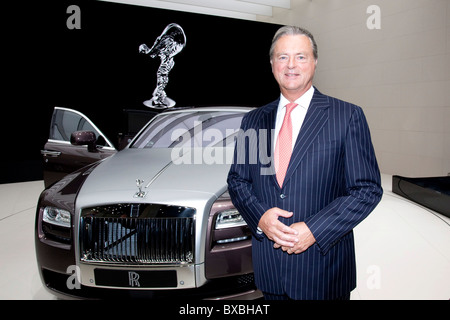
308, 140, 341, 154
305, 140, 343, 171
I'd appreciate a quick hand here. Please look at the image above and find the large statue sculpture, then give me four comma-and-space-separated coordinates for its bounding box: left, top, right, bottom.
139, 23, 186, 109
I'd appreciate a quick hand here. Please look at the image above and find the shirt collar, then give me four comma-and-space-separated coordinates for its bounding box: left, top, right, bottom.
279, 86, 315, 110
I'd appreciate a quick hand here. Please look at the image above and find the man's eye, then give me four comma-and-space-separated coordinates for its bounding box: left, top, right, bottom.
297, 55, 310, 63
278, 56, 288, 61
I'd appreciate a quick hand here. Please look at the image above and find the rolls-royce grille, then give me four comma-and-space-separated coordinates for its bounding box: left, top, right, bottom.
79, 204, 196, 265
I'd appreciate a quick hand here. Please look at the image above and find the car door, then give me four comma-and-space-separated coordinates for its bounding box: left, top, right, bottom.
41, 107, 117, 188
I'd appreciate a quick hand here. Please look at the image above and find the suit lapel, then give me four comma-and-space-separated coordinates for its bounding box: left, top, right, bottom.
258, 99, 279, 187
260, 99, 279, 154
283, 90, 330, 186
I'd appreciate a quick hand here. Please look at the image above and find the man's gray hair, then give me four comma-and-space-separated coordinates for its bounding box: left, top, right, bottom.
269, 25, 318, 61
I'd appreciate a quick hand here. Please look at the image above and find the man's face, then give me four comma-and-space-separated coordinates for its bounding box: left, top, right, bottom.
271, 34, 317, 101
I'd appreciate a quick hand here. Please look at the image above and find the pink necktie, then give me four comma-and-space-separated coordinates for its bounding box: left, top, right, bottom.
275, 103, 298, 187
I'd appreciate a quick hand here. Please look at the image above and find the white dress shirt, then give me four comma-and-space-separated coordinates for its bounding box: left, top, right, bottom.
273, 86, 315, 153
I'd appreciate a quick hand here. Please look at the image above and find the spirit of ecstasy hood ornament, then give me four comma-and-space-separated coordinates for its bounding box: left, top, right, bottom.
139, 23, 186, 109
134, 179, 147, 198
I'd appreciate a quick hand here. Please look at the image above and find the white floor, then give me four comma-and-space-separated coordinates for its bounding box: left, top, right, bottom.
0, 180, 55, 299
1, 177, 449, 300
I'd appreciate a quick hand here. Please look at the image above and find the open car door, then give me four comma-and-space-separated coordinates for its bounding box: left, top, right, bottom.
41, 107, 117, 188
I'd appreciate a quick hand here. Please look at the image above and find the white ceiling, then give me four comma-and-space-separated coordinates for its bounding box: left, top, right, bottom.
101, 0, 291, 21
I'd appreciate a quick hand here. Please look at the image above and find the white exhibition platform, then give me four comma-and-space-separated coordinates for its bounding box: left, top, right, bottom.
0, 175, 449, 300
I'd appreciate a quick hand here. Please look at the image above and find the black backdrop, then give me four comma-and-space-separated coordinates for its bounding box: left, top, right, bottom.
3, 0, 282, 183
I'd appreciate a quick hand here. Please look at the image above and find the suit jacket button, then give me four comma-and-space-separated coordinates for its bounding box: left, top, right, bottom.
280, 193, 287, 199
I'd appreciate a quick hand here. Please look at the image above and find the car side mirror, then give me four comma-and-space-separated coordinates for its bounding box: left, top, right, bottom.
71, 131, 98, 152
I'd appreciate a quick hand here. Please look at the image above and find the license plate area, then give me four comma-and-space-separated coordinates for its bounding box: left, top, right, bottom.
94, 269, 177, 288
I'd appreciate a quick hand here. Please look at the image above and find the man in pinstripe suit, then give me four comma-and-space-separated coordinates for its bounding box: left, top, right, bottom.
227, 26, 382, 300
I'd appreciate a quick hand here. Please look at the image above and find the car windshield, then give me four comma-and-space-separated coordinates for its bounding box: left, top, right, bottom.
130, 110, 246, 149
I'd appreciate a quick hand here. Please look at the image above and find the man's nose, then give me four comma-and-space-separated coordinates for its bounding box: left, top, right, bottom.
288, 56, 296, 68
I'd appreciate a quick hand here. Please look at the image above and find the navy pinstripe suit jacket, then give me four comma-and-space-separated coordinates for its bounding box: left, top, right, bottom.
227, 88, 382, 299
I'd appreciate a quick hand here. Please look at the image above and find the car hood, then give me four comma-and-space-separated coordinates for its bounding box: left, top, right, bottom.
76, 148, 233, 208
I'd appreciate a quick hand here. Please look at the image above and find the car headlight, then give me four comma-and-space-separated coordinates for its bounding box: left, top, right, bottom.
43, 207, 71, 228
215, 209, 247, 230
205, 194, 253, 279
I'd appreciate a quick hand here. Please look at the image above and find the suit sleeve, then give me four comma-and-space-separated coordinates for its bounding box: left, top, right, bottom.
227, 114, 271, 240
305, 106, 383, 255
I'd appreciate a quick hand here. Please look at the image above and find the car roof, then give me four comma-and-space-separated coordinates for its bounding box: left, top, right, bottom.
158, 105, 255, 115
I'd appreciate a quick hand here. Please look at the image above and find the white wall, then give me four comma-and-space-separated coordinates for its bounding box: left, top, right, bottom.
257, 0, 450, 177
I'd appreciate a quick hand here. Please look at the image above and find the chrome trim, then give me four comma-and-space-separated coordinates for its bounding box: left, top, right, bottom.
76, 202, 202, 289
78, 262, 201, 290
40, 150, 61, 157
79, 203, 196, 265
46, 138, 116, 151
145, 162, 173, 188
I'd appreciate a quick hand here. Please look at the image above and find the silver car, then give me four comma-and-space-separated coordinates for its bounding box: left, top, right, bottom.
35, 106, 261, 299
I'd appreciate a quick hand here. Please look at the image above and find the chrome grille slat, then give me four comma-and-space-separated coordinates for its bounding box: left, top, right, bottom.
80, 204, 195, 265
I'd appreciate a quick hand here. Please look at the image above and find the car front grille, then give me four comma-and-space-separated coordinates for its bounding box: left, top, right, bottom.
79, 204, 196, 265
